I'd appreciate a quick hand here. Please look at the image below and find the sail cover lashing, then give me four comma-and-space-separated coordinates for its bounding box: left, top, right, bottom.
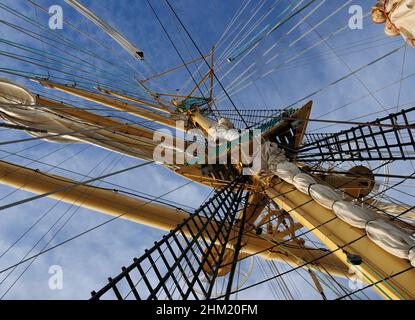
0, 79, 79, 143
64, 0, 144, 60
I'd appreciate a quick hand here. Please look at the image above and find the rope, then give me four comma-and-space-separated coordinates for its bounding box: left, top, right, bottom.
283, 45, 404, 110
0, 152, 119, 298
0, 179, 194, 276
219, 0, 270, 61
64, 0, 144, 60
164, 0, 248, 127
215, 0, 252, 50
215, 44, 403, 105
227, 0, 317, 62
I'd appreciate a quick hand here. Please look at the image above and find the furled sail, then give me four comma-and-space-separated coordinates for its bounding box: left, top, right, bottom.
64, 0, 144, 60
372, 0, 415, 47
203, 114, 415, 268
260, 141, 415, 267
0, 80, 176, 161
0, 79, 80, 143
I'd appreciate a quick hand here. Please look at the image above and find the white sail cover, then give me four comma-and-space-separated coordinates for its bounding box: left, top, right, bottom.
372, 0, 415, 47
64, 0, 144, 60
261, 141, 415, 267
0, 79, 158, 160
373, 200, 415, 224
0, 79, 35, 105
0, 79, 79, 143
207, 117, 240, 141
203, 116, 415, 267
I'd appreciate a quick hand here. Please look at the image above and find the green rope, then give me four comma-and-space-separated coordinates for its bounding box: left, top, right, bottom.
361, 262, 407, 300
0, 4, 134, 76
0, 41, 136, 89
0, 50, 140, 95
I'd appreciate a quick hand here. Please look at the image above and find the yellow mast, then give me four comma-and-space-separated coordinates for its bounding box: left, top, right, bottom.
95, 87, 172, 114
36, 95, 155, 139
266, 180, 415, 300
37, 80, 180, 130
33, 95, 188, 162
0, 160, 348, 278
1, 66, 414, 299
189, 103, 415, 300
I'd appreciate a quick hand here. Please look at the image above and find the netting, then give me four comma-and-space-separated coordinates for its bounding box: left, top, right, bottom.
91, 177, 248, 300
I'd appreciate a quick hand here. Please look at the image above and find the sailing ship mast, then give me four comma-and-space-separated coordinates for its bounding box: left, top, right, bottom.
0, 0, 414, 300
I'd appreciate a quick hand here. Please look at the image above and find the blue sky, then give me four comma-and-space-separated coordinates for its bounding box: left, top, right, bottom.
0, 0, 414, 299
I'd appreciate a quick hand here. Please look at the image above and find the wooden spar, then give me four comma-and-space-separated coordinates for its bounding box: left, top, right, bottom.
95, 87, 172, 114
0, 160, 349, 278
186, 70, 212, 99
191, 109, 216, 133
64, 0, 144, 60
34, 96, 191, 162
184, 47, 216, 100
36, 96, 155, 140
140, 53, 212, 83
265, 179, 415, 300
154, 93, 199, 99
37, 80, 180, 130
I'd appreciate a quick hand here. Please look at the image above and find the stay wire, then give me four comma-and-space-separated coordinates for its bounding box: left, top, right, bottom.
0, 152, 120, 298
145, 0, 207, 102
0, 145, 94, 260
163, 0, 248, 127
0, 179, 195, 276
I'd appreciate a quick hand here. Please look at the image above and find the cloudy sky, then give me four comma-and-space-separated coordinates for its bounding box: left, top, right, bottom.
0, 0, 414, 300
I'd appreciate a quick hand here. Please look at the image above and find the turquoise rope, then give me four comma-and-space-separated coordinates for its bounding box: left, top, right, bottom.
0, 39, 137, 88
